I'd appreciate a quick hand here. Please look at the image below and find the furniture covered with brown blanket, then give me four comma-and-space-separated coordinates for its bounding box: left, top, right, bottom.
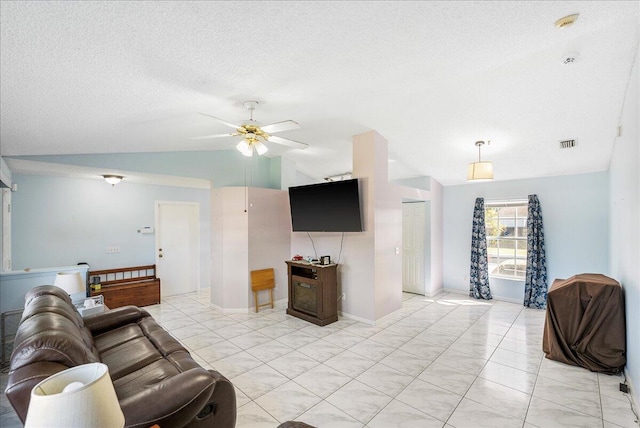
5, 285, 236, 427
543, 273, 626, 374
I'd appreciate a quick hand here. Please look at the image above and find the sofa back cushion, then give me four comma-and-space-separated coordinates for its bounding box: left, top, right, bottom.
11, 286, 99, 371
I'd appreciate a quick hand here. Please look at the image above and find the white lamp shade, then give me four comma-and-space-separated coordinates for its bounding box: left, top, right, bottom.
467, 161, 494, 181
53, 272, 85, 295
236, 140, 253, 157
25, 363, 124, 428
254, 140, 268, 155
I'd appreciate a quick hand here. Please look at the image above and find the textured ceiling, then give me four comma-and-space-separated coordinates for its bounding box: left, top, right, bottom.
1, 1, 638, 185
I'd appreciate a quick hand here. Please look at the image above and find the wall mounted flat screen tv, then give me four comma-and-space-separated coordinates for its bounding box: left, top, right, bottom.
288, 179, 363, 232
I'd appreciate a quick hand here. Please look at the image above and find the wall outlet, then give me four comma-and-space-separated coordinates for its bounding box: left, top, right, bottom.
106, 246, 120, 254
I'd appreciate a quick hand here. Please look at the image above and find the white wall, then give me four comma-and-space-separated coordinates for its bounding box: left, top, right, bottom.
248, 187, 291, 305
291, 131, 444, 324
609, 44, 639, 410
211, 187, 249, 312
443, 172, 610, 302
211, 187, 291, 312
10, 174, 211, 289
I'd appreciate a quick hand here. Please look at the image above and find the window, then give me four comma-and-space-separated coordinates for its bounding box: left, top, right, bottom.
485, 200, 527, 279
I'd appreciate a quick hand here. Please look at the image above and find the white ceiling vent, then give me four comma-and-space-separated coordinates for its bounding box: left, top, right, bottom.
560, 139, 577, 149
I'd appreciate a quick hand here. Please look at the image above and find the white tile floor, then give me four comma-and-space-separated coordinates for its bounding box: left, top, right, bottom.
2, 290, 638, 427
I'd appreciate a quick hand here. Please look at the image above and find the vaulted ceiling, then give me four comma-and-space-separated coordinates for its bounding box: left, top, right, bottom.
1, 1, 638, 185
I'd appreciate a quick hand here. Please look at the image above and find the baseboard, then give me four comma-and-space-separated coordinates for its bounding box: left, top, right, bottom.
338, 310, 375, 326
624, 368, 640, 421
443, 287, 523, 305
425, 287, 444, 297
209, 298, 288, 314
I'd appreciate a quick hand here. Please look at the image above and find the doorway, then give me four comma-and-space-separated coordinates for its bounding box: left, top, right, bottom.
155, 201, 200, 297
402, 201, 429, 295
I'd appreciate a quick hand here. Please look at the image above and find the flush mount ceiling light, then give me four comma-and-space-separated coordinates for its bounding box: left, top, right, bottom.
467, 141, 493, 182
555, 13, 579, 29
102, 175, 123, 186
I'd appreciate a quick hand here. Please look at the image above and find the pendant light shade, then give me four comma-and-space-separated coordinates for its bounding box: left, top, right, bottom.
467, 141, 493, 181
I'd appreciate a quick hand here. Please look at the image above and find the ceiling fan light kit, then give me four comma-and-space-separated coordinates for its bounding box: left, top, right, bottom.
194, 100, 308, 157
467, 140, 494, 182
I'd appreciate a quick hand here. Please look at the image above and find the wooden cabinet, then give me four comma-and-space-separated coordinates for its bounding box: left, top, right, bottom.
285, 261, 338, 326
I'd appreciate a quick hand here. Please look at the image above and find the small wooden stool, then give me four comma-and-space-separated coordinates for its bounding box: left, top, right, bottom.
251, 268, 275, 312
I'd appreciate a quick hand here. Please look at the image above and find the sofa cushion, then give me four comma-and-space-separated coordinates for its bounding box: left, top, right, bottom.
113, 359, 180, 400
94, 324, 145, 353
11, 312, 100, 370
101, 336, 163, 380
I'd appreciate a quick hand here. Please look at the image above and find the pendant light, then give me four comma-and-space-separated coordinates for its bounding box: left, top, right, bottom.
467, 141, 493, 181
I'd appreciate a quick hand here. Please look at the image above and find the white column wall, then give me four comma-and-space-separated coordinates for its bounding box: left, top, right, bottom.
211, 186, 291, 312
290, 131, 443, 324
211, 187, 249, 312
247, 187, 291, 306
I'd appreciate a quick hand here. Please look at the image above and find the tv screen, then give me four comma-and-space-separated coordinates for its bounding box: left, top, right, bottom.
288, 179, 363, 232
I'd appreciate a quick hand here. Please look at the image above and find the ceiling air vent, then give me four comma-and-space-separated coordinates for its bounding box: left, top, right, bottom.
560, 139, 576, 149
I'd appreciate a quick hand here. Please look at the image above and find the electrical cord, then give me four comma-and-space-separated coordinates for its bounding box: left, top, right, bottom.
307, 232, 318, 260
336, 232, 345, 264
622, 373, 639, 422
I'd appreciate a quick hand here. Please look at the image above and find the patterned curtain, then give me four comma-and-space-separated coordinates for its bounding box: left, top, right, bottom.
524, 194, 548, 308
469, 197, 492, 300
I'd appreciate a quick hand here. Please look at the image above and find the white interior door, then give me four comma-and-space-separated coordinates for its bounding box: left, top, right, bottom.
155, 201, 199, 297
403, 201, 426, 295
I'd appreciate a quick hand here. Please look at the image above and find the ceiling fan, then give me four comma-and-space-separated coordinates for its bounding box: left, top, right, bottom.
191, 101, 308, 157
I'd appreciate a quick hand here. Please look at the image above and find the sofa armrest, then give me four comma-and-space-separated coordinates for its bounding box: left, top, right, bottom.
84, 306, 149, 335
118, 367, 235, 428
5, 361, 70, 423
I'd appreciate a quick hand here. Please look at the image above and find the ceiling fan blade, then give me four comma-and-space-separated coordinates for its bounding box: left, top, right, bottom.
189, 133, 236, 140
260, 120, 300, 134
267, 135, 308, 150
197, 112, 241, 130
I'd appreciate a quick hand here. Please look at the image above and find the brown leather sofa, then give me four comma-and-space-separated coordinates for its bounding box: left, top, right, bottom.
5, 285, 236, 427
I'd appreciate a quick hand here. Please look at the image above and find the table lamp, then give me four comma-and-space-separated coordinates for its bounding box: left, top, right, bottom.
53, 272, 86, 304
25, 363, 124, 428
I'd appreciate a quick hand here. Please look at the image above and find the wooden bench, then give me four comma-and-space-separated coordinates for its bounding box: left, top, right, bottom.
89, 265, 160, 309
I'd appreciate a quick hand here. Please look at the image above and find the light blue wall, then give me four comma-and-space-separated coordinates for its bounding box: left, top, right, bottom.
443, 172, 610, 303
609, 45, 639, 409
10, 174, 211, 291
13, 150, 276, 188
0, 190, 3, 269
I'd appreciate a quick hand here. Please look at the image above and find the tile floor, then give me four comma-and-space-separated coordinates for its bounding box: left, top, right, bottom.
2, 290, 638, 427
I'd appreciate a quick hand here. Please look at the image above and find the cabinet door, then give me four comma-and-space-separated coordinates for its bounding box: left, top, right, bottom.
291, 275, 322, 316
